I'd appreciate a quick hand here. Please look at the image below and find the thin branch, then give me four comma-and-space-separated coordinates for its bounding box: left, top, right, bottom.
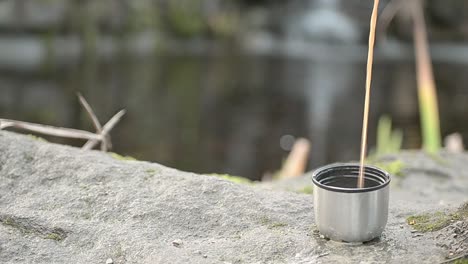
82, 110, 126, 150
77, 93, 102, 132
0, 119, 103, 141
77, 93, 109, 151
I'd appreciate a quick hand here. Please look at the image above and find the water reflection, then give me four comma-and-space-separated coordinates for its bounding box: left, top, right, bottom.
0, 53, 467, 180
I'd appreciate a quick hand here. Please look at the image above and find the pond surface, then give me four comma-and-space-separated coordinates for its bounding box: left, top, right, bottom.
0, 51, 467, 180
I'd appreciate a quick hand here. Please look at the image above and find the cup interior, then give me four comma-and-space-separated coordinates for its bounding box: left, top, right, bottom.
312, 164, 390, 193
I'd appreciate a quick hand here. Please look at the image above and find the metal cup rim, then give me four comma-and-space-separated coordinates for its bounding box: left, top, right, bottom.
311, 163, 391, 193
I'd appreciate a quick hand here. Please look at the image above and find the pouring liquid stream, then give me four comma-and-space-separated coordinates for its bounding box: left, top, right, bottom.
358, 0, 380, 188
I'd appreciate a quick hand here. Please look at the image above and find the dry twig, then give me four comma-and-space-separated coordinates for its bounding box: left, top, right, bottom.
0, 119, 103, 141
0, 94, 126, 152
82, 110, 126, 151
77, 93, 111, 151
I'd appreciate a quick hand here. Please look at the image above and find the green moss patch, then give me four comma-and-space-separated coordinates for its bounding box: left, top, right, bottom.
209, 174, 252, 185
44, 232, 65, 241
259, 216, 287, 229
145, 168, 157, 174
27, 134, 47, 142
1, 215, 66, 241
369, 159, 405, 177
268, 222, 288, 229
109, 152, 137, 161
296, 185, 313, 194
143, 168, 158, 180
407, 203, 468, 232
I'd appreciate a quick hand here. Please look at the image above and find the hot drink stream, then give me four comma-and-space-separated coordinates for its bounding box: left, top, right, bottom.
358, 0, 380, 188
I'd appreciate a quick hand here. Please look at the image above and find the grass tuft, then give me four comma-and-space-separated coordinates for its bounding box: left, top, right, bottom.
374, 115, 403, 156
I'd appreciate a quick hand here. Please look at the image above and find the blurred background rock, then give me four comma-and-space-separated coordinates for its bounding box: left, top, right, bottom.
0, 0, 468, 180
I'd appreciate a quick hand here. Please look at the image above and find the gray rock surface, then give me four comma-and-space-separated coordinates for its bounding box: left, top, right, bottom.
0, 131, 467, 263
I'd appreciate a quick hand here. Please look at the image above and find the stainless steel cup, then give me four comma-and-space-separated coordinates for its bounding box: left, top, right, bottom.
311, 163, 390, 242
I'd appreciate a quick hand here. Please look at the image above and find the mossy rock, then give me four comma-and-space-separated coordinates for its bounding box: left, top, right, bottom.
2, 131, 468, 263
44, 232, 64, 241
407, 203, 468, 232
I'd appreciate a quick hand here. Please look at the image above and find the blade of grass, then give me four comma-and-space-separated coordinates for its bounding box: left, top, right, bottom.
412, 0, 441, 153
391, 129, 403, 153
375, 115, 403, 156
376, 115, 391, 156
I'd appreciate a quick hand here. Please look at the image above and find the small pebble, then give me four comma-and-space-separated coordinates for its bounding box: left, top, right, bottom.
106, 258, 113, 264
172, 239, 183, 247
203, 254, 208, 258
400, 225, 404, 229
319, 234, 325, 239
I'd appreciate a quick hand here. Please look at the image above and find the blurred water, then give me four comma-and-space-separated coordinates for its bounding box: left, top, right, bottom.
0, 52, 467, 180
